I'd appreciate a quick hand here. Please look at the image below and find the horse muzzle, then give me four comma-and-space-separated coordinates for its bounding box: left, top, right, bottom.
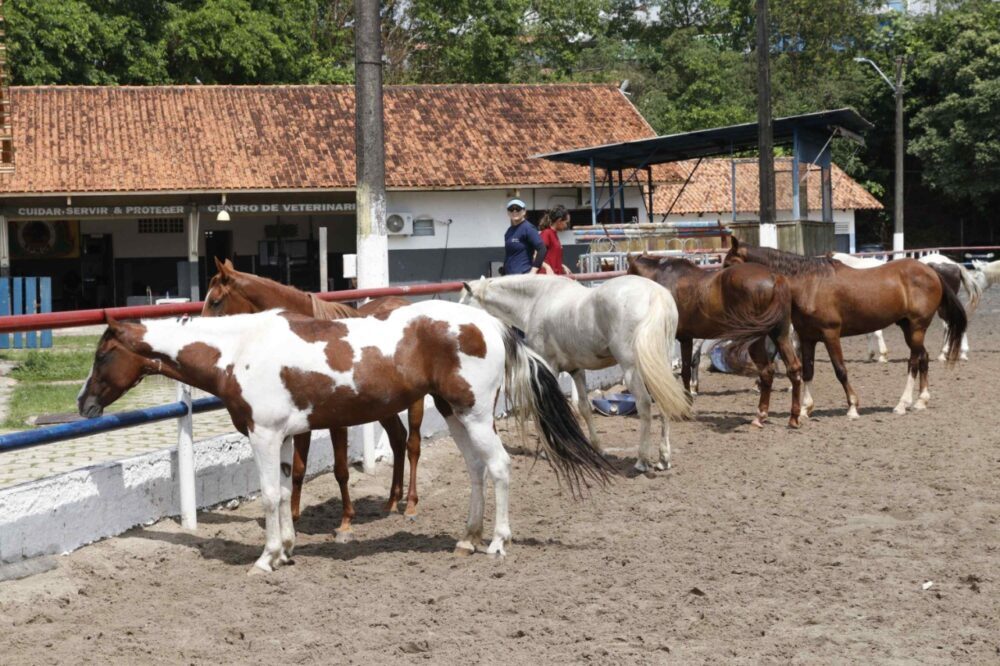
78, 395, 104, 419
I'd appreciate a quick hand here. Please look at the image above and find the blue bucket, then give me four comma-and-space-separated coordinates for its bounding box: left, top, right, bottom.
591, 393, 637, 416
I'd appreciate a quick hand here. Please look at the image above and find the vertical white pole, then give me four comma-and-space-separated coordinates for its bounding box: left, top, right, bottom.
319, 226, 328, 292
362, 422, 376, 474
176, 381, 197, 530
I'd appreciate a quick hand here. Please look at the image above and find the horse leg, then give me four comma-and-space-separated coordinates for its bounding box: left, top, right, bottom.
403, 398, 424, 518
876, 329, 889, 363
961, 331, 970, 361
378, 415, 407, 514
937, 322, 949, 362
571, 369, 600, 447
894, 321, 920, 414
823, 334, 860, 419
912, 327, 932, 410
330, 427, 356, 543
248, 430, 284, 574
774, 331, 803, 429
459, 410, 512, 558
867, 332, 876, 362
680, 338, 693, 395
290, 432, 311, 522
626, 367, 660, 472
799, 339, 817, 419
278, 436, 296, 563
690, 340, 702, 394
442, 413, 485, 555
748, 338, 774, 428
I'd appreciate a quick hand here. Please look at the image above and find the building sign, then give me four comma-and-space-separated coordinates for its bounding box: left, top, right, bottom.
201, 202, 357, 215
3, 202, 355, 218
10, 220, 80, 259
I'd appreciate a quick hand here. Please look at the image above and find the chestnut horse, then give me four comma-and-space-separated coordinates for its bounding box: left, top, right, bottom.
201, 259, 418, 540
78, 305, 615, 572
628, 255, 803, 428
724, 238, 967, 418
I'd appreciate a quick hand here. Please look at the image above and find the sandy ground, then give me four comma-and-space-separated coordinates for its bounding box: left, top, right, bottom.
2, 293, 999, 664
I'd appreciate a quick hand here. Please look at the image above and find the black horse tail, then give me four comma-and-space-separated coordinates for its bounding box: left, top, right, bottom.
502, 327, 618, 495
722, 274, 793, 373
930, 264, 968, 366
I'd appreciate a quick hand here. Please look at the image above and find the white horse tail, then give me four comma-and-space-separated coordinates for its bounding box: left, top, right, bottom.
633, 288, 693, 421
956, 263, 983, 314
501, 327, 618, 494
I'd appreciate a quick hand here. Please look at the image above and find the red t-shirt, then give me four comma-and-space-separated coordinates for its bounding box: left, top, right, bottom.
540, 228, 565, 274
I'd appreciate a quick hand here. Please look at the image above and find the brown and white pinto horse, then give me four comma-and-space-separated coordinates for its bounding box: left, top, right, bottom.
78, 303, 615, 573
724, 238, 967, 418
201, 259, 418, 540
628, 255, 803, 428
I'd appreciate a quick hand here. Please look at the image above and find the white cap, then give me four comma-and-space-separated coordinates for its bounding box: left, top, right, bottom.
506, 198, 526, 209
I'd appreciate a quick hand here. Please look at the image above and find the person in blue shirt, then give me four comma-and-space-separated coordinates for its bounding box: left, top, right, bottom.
502, 198, 547, 275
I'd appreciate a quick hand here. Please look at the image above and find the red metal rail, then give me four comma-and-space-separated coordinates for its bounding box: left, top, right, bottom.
0, 271, 626, 334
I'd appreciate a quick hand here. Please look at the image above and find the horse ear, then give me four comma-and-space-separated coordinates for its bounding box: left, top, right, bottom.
105, 313, 123, 333
462, 282, 472, 295
214, 256, 226, 273
224, 258, 234, 269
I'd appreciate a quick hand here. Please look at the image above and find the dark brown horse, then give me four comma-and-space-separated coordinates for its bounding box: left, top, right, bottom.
724, 238, 967, 418
201, 259, 420, 540
628, 255, 803, 428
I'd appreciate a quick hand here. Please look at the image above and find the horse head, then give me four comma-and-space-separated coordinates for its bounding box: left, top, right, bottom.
78, 316, 155, 418
722, 236, 747, 267
460, 276, 489, 308
203, 257, 257, 317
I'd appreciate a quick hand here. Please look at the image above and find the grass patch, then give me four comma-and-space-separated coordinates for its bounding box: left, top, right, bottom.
2, 383, 82, 430
5, 349, 95, 382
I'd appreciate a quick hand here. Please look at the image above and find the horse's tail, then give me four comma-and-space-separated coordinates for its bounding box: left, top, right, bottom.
929, 264, 968, 366
501, 327, 618, 495
721, 274, 793, 372
633, 287, 693, 421
955, 263, 983, 314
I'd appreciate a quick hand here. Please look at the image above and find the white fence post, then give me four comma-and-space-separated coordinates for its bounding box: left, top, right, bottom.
176, 381, 197, 530
362, 422, 376, 474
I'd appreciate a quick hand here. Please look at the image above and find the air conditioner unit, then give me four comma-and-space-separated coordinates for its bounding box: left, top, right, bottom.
385, 212, 413, 235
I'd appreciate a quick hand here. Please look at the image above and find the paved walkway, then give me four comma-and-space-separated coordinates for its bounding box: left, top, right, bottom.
0, 331, 239, 490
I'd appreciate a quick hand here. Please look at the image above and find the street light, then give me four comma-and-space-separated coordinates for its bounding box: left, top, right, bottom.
855, 55, 905, 255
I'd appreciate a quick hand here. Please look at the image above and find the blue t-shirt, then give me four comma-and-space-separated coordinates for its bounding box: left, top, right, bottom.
503, 222, 546, 275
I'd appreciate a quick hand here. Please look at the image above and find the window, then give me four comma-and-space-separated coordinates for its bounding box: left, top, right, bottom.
412, 217, 435, 236
138, 218, 183, 234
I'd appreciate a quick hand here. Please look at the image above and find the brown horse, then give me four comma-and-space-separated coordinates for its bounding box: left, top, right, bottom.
724, 238, 967, 418
201, 259, 420, 540
628, 255, 803, 428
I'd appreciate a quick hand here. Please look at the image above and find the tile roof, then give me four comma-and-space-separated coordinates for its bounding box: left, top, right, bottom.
0, 84, 663, 194
649, 158, 882, 215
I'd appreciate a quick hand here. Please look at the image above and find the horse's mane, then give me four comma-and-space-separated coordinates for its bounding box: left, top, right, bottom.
742, 245, 837, 276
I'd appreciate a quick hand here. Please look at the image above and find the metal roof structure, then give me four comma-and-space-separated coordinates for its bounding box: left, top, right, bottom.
532, 108, 874, 230
533, 108, 872, 168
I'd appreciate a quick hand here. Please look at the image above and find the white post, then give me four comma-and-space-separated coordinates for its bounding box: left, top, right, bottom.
0, 213, 9, 277
361, 422, 377, 474
319, 226, 328, 292
176, 381, 197, 530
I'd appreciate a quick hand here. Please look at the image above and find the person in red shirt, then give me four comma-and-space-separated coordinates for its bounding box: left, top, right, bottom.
538, 205, 573, 275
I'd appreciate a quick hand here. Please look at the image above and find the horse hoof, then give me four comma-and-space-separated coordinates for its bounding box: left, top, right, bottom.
633, 461, 650, 474
751, 418, 764, 429
787, 418, 801, 429
960, 354, 969, 361
453, 543, 476, 557
247, 564, 271, 576
937, 354, 947, 362
334, 529, 354, 544
893, 405, 907, 415
878, 356, 889, 364
383, 501, 400, 514
847, 408, 860, 420
913, 401, 928, 411
404, 511, 418, 522
654, 460, 670, 471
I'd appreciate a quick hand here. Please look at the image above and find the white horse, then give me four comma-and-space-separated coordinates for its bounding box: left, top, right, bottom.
461, 274, 692, 473
833, 252, 983, 361
971, 258, 1000, 296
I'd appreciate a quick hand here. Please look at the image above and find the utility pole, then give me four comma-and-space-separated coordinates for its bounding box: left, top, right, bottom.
855, 55, 905, 254
355, 0, 389, 291
355, 0, 387, 474
893, 55, 905, 255
756, 0, 777, 248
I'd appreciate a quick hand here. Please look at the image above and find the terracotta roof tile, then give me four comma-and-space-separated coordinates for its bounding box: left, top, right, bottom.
0, 84, 656, 194
649, 158, 882, 215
